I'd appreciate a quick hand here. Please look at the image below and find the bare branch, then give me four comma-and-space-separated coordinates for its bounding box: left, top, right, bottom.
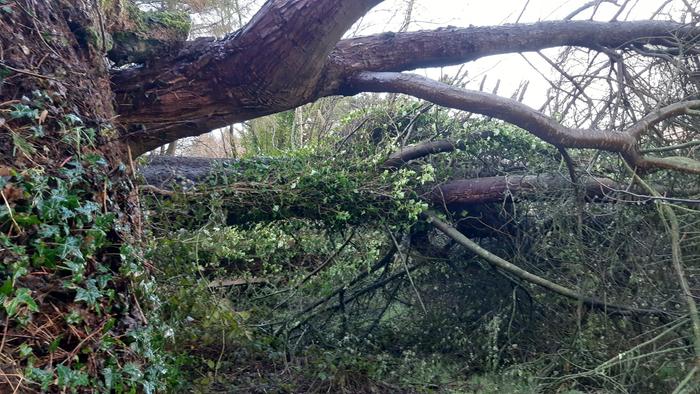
346, 72, 636, 151
423, 211, 669, 317
328, 21, 698, 78
564, 0, 618, 21
626, 100, 700, 138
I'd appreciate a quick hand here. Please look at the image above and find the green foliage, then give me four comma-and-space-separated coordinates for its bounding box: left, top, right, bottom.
0, 162, 173, 392
139, 95, 700, 393
0, 98, 176, 392
143, 146, 431, 230
146, 10, 191, 35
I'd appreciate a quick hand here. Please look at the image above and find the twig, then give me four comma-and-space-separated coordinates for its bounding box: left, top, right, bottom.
564, 0, 618, 20
386, 226, 426, 314
280, 246, 397, 334
0, 62, 59, 81
301, 229, 356, 284
641, 140, 700, 154
1, 190, 19, 232
423, 211, 669, 317
672, 365, 699, 394
208, 277, 268, 288
0, 315, 9, 355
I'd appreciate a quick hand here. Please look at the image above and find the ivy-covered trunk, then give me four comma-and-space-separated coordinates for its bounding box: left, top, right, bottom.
1, 1, 165, 391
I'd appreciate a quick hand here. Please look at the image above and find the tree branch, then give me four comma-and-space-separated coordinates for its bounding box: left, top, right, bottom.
113, 18, 698, 155
327, 21, 698, 79
383, 139, 467, 169
381, 131, 501, 169
423, 211, 669, 317
626, 100, 700, 138
346, 72, 700, 174
113, 0, 383, 155
346, 72, 637, 151
428, 175, 620, 206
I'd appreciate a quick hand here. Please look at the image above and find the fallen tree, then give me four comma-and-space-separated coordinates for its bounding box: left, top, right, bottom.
2, 0, 700, 391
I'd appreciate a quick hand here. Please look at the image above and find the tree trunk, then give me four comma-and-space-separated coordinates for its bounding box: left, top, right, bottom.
0, 1, 158, 391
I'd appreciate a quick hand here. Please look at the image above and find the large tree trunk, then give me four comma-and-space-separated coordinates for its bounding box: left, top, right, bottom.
0, 1, 152, 391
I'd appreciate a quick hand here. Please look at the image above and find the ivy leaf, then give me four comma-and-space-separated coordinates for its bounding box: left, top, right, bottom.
96, 274, 112, 289
84, 154, 108, 166
59, 236, 84, 262
63, 113, 83, 125
122, 362, 143, 383
10, 104, 38, 120
25, 367, 53, 391
56, 365, 89, 389
32, 241, 60, 268
3, 288, 38, 317
76, 201, 100, 219
49, 335, 62, 352
94, 213, 115, 231
11, 263, 28, 284
102, 367, 114, 390
59, 161, 84, 180
65, 310, 82, 325
37, 224, 61, 239
0, 278, 11, 297
30, 125, 45, 137
18, 343, 33, 358
63, 260, 85, 281
75, 279, 102, 307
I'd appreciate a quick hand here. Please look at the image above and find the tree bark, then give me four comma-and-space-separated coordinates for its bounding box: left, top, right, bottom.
113, 19, 700, 157
113, 0, 383, 154
1, 1, 149, 390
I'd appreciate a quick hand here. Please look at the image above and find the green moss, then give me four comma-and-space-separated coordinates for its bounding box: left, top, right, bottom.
125, 1, 144, 24
122, 5, 191, 37
146, 11, 191, 37
109, 6, 190, 64
85, 27, 113, 52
